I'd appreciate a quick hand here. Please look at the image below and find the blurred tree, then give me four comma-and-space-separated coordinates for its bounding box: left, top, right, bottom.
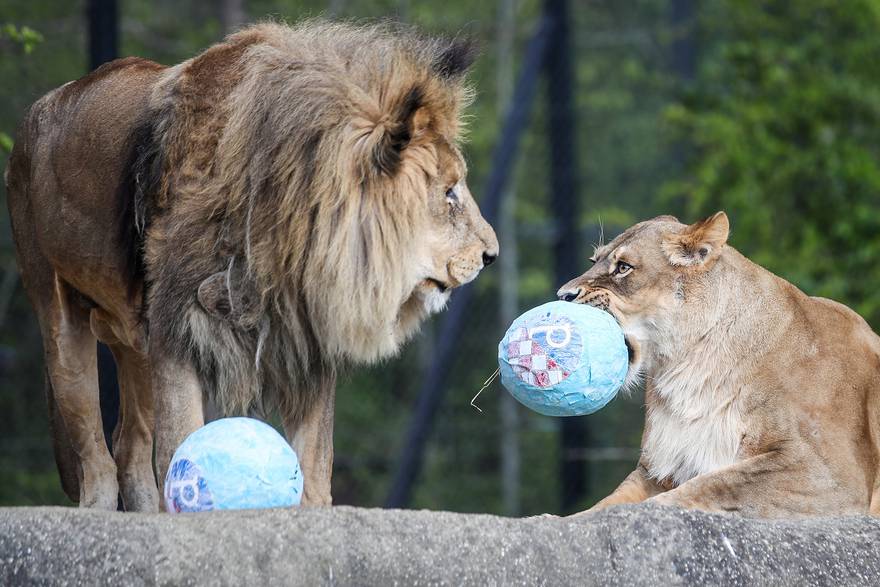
496, 0, 522, 518
665, 0, 880, 325
219, 0, 247, 34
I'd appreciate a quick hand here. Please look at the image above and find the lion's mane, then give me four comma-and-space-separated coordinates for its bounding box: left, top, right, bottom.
122, 21, 476, 423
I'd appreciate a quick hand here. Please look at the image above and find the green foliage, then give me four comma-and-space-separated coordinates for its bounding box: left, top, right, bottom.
0, 132, 12, 155
665, 0, 880, 324
0, 23, 44, 55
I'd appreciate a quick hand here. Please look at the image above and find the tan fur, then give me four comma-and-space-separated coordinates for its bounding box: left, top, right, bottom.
6, 21, 497, 511
558, 212, 880, 517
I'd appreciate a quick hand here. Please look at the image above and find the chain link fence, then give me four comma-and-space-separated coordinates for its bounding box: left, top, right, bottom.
0, 0, 686, 513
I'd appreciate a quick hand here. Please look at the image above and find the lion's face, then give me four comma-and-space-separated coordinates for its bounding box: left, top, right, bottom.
406, 140, 498, 315
286, 34, 500, 363
556, 213, 730, 385
167, 23, 499, 365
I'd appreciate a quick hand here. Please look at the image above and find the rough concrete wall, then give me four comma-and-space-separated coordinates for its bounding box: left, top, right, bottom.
1, 504, 878, 586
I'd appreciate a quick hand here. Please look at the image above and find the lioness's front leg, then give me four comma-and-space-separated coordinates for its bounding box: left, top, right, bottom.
572, 463, 665, 517
151, 352, 204, 511
647, 451, 847, 517
284, 374, 336, 507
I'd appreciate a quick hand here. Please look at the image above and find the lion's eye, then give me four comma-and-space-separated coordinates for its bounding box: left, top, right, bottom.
445, 184, 460, 203
615, 261, 633, 276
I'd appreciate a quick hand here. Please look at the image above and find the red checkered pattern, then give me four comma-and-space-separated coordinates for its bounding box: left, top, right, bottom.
506, 327, 570, 388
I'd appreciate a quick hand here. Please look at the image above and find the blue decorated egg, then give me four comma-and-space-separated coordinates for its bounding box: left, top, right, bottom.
164, 417, 303, 513
498, 301, 628, 416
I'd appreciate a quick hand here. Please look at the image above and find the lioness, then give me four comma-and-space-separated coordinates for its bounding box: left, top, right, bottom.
557, 212, 880, 517
5, 22, 498, 511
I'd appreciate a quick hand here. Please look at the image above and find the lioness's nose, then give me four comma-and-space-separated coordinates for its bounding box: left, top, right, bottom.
482, 251, 497, 266
557, 286, 582, 302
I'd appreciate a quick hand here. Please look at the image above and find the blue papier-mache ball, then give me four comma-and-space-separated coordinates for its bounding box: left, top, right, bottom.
498, 301, 629, 417
164, 417, 303, 513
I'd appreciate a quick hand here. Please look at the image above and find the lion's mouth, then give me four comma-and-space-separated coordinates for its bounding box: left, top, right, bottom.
424, 278, 449, 293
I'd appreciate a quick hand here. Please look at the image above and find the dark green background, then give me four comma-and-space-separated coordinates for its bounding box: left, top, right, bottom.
2, 0, 878, 515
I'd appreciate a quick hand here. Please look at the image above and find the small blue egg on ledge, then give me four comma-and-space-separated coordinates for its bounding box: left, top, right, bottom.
497, 301, 629, 417
164, 417, 303, 513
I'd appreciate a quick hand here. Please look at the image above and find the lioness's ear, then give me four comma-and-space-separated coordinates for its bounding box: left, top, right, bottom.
662, 211, 729, 267
371, 86, 430, 176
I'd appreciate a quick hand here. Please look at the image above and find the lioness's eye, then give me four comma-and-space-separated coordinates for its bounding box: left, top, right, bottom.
615, 261, 633, 276
445, 184, 460, 203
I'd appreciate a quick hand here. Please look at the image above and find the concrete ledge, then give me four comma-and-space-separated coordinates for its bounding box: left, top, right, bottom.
1, 504, 878, 585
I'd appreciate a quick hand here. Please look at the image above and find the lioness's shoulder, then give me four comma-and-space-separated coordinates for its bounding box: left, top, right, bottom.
808, 295, 880, 344
810, 296, 865, 321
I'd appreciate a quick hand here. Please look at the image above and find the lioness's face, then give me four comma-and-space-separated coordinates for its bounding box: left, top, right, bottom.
556, 212, 729, 380
411, 141, 499, 312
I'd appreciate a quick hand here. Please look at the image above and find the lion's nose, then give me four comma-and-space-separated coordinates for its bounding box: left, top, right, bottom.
482, 252, 497, 267
557, 286, 582, 302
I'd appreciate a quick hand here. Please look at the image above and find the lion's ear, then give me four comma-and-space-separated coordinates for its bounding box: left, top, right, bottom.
371, 86, 430, 176
662, 211, 729, 267
365, 39, 476, 177
432, 37, 479, 79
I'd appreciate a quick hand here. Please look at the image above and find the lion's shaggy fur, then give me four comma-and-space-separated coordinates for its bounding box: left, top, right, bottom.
126, 22, 477, 425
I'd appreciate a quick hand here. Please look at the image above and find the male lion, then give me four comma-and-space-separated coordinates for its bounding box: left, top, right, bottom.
557, 212, 880, 517
5, 21, 498, 511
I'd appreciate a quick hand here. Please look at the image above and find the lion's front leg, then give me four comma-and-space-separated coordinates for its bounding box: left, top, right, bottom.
284, 374, 336, 507
151, 352, 205, 511
571, 464, 665, 517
